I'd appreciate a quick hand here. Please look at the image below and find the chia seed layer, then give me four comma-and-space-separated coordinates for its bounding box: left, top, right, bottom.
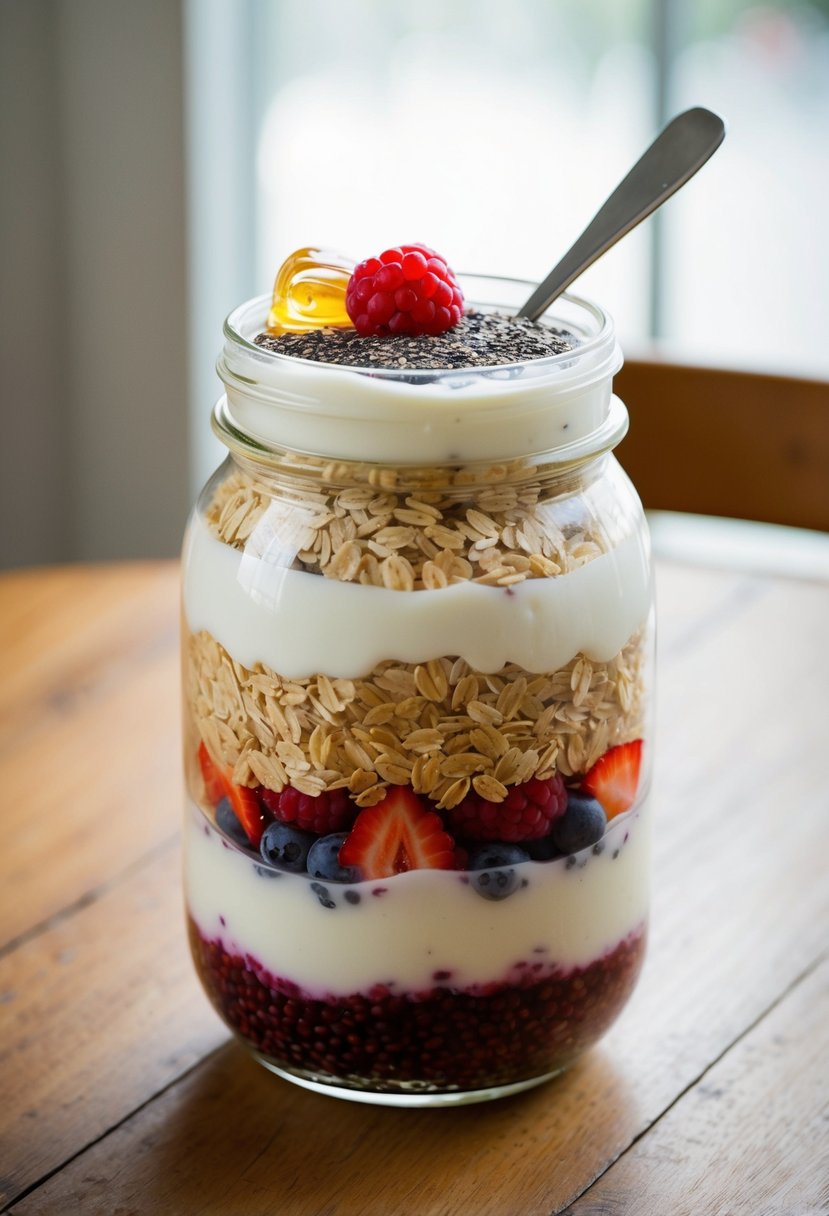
254, 311, 576, 370
188, 919, 646, 1092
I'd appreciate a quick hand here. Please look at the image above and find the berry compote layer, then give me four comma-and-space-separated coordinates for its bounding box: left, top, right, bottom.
189, 920, 645, 1094
184, 797, 649, 1097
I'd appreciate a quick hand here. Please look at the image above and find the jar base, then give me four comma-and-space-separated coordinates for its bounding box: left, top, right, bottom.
252, 1050, 564, 1107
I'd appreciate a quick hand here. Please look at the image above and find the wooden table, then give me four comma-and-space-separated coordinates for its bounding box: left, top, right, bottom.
1, 551, 828, 1215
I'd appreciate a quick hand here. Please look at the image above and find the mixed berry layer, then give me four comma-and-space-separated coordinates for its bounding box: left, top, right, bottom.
189, 918, 646, 1091
194, 735, 646, 891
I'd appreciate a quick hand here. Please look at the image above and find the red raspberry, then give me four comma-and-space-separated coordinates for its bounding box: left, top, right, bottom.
444, 774, 568, 843
259, 785, 357, 835
346, 243, 464, 338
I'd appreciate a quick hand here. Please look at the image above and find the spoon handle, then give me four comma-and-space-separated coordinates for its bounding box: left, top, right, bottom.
517, 107, 725, 321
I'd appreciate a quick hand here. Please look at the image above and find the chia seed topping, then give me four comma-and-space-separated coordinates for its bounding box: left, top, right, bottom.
254, 310, 577, 370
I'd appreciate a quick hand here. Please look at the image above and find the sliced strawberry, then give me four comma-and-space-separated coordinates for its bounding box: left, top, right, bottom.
339, 787, 456, 879
581, 739, 643, 819
197, 741, 225, 805
197, 741, 267, 847
225, 784, 267, 848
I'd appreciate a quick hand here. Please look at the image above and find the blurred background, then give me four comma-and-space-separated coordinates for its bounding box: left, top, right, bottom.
1, 0, 827, 569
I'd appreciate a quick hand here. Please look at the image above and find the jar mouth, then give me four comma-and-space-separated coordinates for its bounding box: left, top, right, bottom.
215, 275, 625, 466
223, 275, 612, 382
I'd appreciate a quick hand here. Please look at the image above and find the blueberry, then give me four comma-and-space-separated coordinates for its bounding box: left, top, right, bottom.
259, 822, 315, 873
551, 793, 607, 855
307, 832, 360, 882
468, 843, 530, 901
523, 835, 561, 862
216, 797, 252, 850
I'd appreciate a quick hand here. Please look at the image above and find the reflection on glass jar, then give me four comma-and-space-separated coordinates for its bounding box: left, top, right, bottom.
181, 277, 654, 1106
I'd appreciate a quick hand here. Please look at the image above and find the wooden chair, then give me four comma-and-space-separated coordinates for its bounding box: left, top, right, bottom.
614, 361, 829, 532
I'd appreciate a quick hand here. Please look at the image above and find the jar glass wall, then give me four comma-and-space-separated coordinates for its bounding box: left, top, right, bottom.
181, 281, 654, 1106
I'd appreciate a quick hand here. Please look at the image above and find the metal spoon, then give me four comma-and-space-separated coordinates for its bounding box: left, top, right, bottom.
518, 107, 726, 321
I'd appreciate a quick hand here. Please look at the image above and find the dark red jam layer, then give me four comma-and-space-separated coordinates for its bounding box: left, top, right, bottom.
188, 919, 646, 1092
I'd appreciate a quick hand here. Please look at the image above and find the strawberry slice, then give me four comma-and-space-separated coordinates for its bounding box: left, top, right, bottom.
197, 741, 225, 805
339, 787, 456, 879
197, 741, 266, 847
581, 739, 643, 819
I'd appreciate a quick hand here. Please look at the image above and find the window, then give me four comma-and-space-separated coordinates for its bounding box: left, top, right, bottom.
186, 0, 829, 488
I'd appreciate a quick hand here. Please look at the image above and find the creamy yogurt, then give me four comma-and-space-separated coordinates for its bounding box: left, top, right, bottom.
182, 509, 651, 680
184, 799, 650, 999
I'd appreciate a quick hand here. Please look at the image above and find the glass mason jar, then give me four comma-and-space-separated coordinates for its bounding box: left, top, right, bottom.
181, 276, 654, 1107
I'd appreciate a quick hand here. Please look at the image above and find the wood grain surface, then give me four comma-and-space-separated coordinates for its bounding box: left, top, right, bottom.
1, 558, 827, 1215
0, 563, 180, 948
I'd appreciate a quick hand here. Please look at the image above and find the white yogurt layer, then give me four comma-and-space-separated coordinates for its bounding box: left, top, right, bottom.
182, 509, 651, 679
184, 799, 650, 999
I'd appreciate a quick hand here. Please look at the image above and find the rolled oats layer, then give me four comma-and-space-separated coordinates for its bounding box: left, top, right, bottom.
186, 628, 646, 810
204, 461, 620, 592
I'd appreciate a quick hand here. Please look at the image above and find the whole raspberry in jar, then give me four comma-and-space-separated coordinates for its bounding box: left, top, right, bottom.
181, 265, 654, 1107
